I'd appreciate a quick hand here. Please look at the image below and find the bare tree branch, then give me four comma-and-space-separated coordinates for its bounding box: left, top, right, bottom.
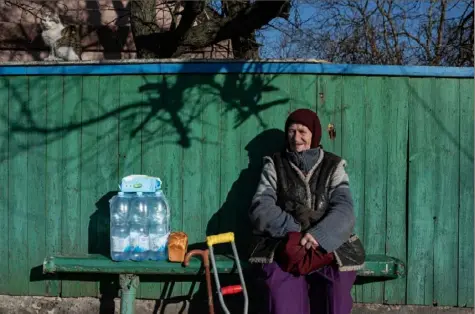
264, 0, 473, 66
129, 0, 290, 58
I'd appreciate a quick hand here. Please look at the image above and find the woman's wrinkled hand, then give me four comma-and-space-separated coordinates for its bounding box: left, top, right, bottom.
300, 233, 319, 250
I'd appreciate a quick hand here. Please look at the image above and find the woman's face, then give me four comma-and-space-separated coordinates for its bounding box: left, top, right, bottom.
287, 123, 312, 152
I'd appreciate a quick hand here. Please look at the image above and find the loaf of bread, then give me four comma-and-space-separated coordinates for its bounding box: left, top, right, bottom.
168, 232, 188, 262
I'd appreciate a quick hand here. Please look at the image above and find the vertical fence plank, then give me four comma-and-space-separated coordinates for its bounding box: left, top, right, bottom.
201, 73, 224, 244
235, 73, 261, 256
8, 76, 29, 295
316, 74, 353, 298
217, 71, 245, 262
95, 75, 121, 302
139, 74, 163, 300
458, 78, 474, 307
383, 77, 409, 304
119, 75, 144, 178
219, 73, 243, 248
180, 75, 205, 297
289, 74, 317, 113
156, 74, 185, 299
407, 78, 435, 305
27, 76, 47, 295
301, 74, 318, 112
0, 77, 9, 294
257, 74, 293, 139
79, 76, 100, 297
61, 76, 83, 297
199, 74, 223, 309
201, 73, 229, 253
340, 76, 366, 302
317, 75, 343, 155
45, 76, 63, 296
432, 78, 460, 306
362, 77, 387, 303
119, 75, 145, 298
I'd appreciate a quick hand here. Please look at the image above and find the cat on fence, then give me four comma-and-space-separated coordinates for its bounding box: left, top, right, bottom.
40, 11, 82, 61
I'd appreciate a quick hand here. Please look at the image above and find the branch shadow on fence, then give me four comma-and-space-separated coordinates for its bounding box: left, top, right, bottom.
1, 62, 296, 310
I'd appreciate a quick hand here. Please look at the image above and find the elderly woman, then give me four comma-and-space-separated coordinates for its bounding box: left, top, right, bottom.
248, 108, 365, 314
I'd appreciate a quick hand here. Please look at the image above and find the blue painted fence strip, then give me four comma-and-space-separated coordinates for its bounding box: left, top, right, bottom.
0, 62, 472, 78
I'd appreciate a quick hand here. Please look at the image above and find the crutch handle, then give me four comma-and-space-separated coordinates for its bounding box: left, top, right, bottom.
206, 232, 235, 247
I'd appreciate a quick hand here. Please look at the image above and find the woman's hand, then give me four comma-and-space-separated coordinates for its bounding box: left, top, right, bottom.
300, 233, 319, 250
285, 200, 314, 231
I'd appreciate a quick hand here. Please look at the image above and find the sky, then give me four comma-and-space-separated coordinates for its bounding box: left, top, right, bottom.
257, 0, 472, 59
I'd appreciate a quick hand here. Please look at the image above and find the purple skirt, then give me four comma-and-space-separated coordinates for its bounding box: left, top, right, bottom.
256, 262, 356, 314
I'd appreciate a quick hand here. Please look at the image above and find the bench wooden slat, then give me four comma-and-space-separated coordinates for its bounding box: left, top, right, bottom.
43, 254, 237, 275
357, 254, 406, 278
43, 254, 405, 278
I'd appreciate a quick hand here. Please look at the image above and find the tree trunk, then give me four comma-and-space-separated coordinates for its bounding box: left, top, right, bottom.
129, 0, 290, 59
223, 0, 260, 59
129, 0, 162, 58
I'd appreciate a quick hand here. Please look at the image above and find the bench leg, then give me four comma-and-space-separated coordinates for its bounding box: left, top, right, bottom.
119, 274, 140, 314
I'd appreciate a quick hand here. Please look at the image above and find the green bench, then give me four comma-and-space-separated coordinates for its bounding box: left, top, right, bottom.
43, 253, 405, 314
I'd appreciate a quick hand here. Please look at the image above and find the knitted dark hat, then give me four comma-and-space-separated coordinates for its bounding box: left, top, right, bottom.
284, 109, 322, 148
276, 232, 335, 276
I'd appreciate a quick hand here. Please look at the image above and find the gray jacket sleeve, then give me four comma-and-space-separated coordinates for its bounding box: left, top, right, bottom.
307, 159, 356, 252
249, 156, 301, 237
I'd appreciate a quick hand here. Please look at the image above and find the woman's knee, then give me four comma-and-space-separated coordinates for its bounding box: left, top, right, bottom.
255, 262, 310, 314
308, 267, 356, 314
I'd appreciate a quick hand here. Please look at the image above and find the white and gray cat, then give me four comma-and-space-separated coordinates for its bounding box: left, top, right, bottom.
40, 11, 82, 61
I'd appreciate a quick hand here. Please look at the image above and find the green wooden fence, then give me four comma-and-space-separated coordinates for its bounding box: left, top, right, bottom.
0, 62, 472, 307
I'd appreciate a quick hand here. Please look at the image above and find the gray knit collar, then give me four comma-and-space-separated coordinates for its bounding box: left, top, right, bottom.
285, 147, 321, 174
